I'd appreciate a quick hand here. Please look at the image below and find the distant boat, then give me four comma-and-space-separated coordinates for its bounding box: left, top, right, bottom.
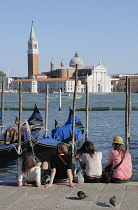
3, 89, 18, 93
61, 93, 82, 99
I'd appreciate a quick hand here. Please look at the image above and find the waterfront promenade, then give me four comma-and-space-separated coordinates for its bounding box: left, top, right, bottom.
0, 181, 138, 210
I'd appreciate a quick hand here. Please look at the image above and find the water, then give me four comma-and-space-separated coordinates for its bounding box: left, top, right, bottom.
0, 92, 138, 182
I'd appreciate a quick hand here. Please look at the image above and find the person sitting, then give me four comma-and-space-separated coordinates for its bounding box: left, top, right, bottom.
75, 141, 102, 183
45, 143, 76, 188
106, 136, 132, 183
18, 153, 41, 187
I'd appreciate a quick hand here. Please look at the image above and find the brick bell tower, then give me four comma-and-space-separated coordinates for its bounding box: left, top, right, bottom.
27, 21, 39, 78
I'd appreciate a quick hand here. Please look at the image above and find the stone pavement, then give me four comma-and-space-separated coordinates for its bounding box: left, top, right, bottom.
0, 182, 138, 210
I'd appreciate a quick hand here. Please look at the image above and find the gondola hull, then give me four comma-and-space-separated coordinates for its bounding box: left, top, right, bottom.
32, 135, 84, 157
33, 108, 84, 156
0, 105, 43, 159
0, 140, 31, 159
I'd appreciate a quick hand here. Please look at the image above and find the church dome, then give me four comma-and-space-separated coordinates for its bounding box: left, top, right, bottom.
69, 52, 84, 67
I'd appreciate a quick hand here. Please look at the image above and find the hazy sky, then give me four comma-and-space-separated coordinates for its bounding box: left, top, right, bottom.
0, 0, 138, 77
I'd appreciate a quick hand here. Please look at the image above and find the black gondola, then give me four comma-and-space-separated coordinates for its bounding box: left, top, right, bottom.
0, 104, 43, 159
32, 107, 84, 156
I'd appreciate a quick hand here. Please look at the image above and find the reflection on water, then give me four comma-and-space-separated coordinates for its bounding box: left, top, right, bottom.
0, 92, 138, 182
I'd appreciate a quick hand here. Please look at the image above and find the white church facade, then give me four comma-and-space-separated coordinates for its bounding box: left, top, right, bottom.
69, 52, 112, 93
85, 62, 112, 93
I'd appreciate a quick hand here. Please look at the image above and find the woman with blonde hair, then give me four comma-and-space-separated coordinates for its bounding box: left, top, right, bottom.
18, 153, 41, 187
75, 141, 102, 183
45, 143, 76, 188
107, 136, 132, 183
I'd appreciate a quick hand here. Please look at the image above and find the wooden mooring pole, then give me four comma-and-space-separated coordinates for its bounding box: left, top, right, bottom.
59, 89, 62, 111
125, 77, 131, 151
85, 81, 89, 141
1, 81, 4, 134
45, 85, 49, 135
18, 82, 22, 154
128, 78, 131, 145
72, 64, 78, 155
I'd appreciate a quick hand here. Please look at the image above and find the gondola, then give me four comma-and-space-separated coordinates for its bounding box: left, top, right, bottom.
0, 104, 43, 159
32, 107, 84, 156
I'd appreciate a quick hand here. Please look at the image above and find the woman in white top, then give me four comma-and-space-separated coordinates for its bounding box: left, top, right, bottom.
18, 153, 41, 187
75, 141, 102, 183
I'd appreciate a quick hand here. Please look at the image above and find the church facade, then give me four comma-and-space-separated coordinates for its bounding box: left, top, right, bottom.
76, 61, 112, 93
86, 65, 112, 93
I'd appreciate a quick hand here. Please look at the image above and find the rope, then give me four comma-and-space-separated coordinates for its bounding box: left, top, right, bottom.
11, 143, 22, 155
80, 127, 88, 134
41, 126, 48, 132
30, 136, 35, 157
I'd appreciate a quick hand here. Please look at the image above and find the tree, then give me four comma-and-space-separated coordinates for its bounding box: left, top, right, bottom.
0, 71, 6, 77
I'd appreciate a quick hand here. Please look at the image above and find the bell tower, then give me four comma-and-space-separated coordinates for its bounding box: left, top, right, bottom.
27, 21, 39, 78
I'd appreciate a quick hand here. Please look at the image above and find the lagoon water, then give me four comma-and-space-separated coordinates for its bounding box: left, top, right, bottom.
0, 92, 138, 182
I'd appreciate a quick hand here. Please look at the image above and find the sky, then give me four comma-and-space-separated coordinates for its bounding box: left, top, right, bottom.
0, 0, 138, 77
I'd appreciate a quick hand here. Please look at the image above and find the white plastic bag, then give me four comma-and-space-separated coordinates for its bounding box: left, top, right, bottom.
73, 167, 85, 183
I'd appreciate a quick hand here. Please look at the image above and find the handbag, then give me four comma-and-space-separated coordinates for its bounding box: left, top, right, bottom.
102, 156, 125, 183
101, 165, 113, 183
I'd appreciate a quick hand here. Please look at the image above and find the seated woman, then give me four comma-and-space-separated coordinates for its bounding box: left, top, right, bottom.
75, 141, 102, 183
18, 153, 41, 187
107, 136, 132, 183
45, 143, 76, 188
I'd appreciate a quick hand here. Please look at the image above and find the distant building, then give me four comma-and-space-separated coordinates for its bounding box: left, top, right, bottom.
111, 74, 138, 92
0, 77, 13, 91
77, 61, 112, 93
12, 78, 85, 93
31, 76, 38, 93
28, 22, 39, 78
115, 75, 138, 92
69, 52, 84, 68
42, 59, 75, 79
43, 52, 112, 93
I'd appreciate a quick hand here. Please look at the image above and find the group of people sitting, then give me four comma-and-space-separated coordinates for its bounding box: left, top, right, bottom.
18, 136, 132, 187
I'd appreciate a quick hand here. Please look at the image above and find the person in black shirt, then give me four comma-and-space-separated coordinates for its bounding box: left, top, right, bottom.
45, 143, 76, 188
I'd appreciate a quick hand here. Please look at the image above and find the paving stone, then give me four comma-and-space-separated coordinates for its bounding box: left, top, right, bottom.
0, 182, 138, 210
0, 205, 12, 210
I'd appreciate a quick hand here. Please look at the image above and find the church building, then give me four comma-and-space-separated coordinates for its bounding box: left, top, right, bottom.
25, 22, 112, 93
44, 52, 112, 93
